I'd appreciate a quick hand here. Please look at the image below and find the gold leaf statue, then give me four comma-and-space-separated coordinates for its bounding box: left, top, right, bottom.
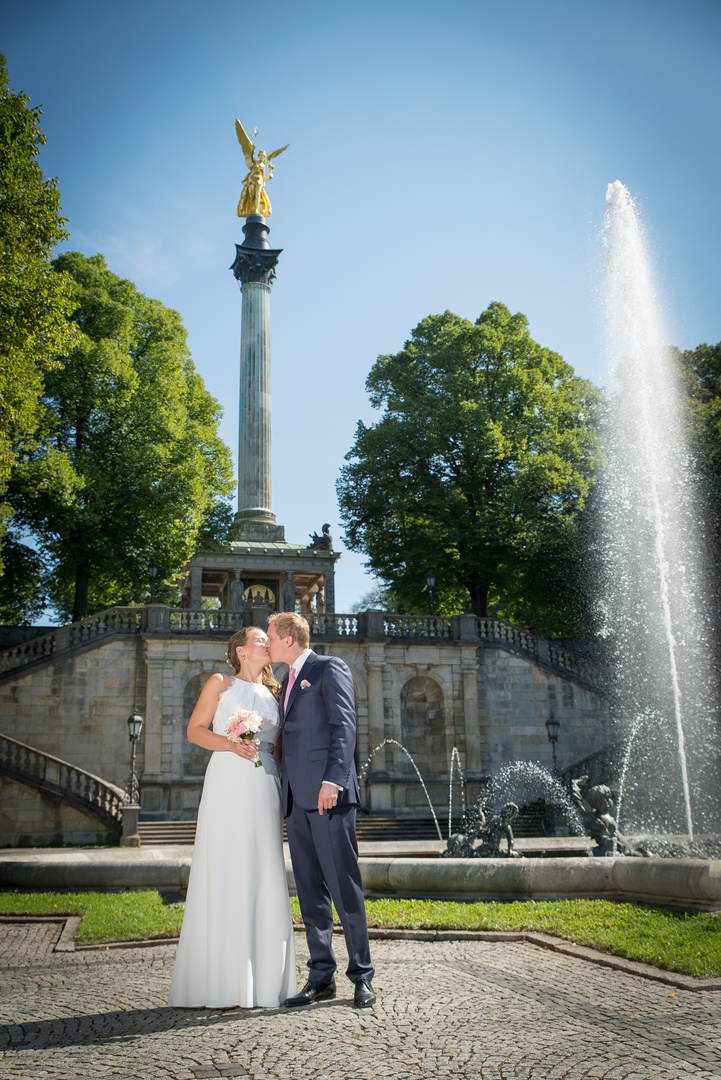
235, 119, 289, 219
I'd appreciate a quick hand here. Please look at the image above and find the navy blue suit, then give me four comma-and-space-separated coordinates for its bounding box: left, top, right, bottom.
281, 651, 373, 985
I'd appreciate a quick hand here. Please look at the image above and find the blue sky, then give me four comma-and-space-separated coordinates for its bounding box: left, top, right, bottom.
4, 0, 720, 610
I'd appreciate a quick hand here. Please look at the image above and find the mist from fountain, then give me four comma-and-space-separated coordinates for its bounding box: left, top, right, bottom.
599, 181, 721, 840
483, 761, 584, 837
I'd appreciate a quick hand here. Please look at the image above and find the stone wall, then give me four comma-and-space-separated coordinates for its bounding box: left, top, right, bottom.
0, 631, 610, 825
0, 774, 115, 847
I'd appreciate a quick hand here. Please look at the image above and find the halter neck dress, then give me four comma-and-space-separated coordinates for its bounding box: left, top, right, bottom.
168, 677, 296, 1008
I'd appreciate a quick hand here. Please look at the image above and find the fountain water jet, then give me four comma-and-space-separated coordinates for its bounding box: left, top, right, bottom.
600, 181, 721, 841
359, 739, 444, 840
447, 746, 466, 839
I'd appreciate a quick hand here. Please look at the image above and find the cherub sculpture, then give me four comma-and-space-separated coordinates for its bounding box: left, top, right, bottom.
570, 776, 634, 857
476, 802, 521, 858
442, 805, 485, 859
235, 119, 289, 219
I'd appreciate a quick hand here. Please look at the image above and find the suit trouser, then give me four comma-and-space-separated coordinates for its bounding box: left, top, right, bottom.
285, 801, 374, 984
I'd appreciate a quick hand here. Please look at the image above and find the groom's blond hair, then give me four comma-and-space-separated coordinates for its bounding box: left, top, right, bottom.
268, 611, 310, 649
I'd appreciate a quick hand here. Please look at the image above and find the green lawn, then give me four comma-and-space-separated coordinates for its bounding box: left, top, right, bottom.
1, 891, 719, 979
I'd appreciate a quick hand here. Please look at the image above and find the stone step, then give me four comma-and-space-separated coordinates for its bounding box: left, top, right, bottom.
137, 816, 458, 846
137, 809, 554, 846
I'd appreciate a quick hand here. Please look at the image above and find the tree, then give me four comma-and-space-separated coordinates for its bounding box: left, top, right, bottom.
0, 55, 76, 565
337, 302, 603, 634
677, 342, 721, 557
8, 252, 234, 622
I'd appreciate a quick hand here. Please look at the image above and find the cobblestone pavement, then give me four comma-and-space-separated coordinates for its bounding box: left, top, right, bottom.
1, 920, 720, 1080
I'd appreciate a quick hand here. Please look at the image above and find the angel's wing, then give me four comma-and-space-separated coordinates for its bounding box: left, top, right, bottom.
266, 143, 289, 162
235, 119, 255, 167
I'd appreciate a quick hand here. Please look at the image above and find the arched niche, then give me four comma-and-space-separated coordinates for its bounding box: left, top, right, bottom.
182, 674, 213, 778
400, 675, 445, 778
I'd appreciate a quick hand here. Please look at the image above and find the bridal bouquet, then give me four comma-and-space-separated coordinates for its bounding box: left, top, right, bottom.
225, 710, 264, 767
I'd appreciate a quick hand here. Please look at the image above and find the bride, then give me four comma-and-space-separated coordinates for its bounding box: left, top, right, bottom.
168, 626, 297, 1008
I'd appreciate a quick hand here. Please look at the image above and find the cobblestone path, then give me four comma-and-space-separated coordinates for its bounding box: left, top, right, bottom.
1, 920, 720, 1080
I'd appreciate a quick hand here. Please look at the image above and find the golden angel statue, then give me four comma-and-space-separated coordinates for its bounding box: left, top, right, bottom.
235, 119, 289, 219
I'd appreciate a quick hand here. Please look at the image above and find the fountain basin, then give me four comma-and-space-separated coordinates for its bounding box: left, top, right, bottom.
1, 849, 719, 911
357, 856, 721, 911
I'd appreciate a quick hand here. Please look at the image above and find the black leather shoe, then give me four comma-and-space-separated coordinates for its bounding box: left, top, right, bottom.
282, 980, 336, 1007
353, 979, 376, 1008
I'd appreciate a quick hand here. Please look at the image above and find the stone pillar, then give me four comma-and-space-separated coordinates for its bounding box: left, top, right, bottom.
190, 564, 203, 609
237, 281, 273, 523
143, 655, 165, 781
365, 643, 390, 811
461, 647, 483, 774
230, 215, 282, 529
282, 571, 297, 612
324, 567, 336, 613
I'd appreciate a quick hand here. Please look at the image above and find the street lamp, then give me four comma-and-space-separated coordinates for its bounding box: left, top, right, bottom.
425, 570, 437, 617
126, 712, 144, 805
545, 712, 560, 773
148, 559, 159, 602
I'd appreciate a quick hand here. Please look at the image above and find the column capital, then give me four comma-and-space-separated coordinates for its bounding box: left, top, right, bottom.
231, 245, 282, 286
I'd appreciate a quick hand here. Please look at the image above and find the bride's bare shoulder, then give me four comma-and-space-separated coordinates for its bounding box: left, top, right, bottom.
201, 672, 233, 697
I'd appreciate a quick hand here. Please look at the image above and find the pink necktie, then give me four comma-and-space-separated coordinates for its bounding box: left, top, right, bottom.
284, 666, 297, 709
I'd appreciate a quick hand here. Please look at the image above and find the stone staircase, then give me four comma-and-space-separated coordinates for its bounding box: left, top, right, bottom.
137, 808, 554, 846
0, 732, 140, 843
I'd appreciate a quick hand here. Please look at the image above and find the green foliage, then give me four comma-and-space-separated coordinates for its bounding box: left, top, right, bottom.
2, 890, 717, 976
677, 342, 721, 560
0, 55, 77, 567
0, 530, 47, 623
8, 252, 234, 622
194, 497, 236, 552
338, 303, 603, 633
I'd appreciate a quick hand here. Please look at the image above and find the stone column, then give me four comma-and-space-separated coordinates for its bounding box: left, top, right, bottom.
461, 647, 483, 773
143, 654, 165, 781
190, 564, 203, 609
230, 215, 282, 528
365, 643, 390, 811
324, 567, 336, 613
237, 281, 273, 522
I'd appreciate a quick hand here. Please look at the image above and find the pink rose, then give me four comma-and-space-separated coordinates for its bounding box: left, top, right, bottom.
239, 720, 250, 734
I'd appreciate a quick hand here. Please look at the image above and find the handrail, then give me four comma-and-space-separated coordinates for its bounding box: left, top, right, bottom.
0, 732, 128, 834
0, 606, 605, 690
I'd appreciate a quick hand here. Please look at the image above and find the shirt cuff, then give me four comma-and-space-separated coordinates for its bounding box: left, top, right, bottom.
324, 782, 343, 790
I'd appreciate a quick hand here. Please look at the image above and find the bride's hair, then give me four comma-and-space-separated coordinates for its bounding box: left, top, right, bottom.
226, 627, 282, 701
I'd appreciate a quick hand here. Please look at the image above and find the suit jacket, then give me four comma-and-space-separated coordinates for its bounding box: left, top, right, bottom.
280, 651, 360, 814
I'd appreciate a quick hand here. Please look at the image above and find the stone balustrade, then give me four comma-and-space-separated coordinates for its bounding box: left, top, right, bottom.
0, 605, 605, 692
0, 732, 136, 842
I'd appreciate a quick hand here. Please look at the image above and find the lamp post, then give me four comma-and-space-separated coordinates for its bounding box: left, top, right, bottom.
545, 712, 560, 773
126, 712, 144, 805
148, 559, 159, 602
425, 570, 437, 617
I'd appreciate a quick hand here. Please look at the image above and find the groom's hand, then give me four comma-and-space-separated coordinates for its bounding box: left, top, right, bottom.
318, 782, 339, 815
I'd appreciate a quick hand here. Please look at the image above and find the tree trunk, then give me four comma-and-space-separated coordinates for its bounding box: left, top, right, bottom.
466, 582, 489, 617
72, 564, 90, 623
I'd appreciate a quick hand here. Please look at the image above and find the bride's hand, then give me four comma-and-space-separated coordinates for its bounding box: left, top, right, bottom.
232, 740, 258, 762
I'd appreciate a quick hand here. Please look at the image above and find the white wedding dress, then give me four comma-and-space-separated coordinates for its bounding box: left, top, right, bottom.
168, 678, 297, 1008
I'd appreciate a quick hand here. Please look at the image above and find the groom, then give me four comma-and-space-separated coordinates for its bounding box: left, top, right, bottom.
266, 612, 375, 1008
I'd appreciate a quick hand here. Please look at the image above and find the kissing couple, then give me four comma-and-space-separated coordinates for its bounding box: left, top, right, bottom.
168, 611, 375, 1010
